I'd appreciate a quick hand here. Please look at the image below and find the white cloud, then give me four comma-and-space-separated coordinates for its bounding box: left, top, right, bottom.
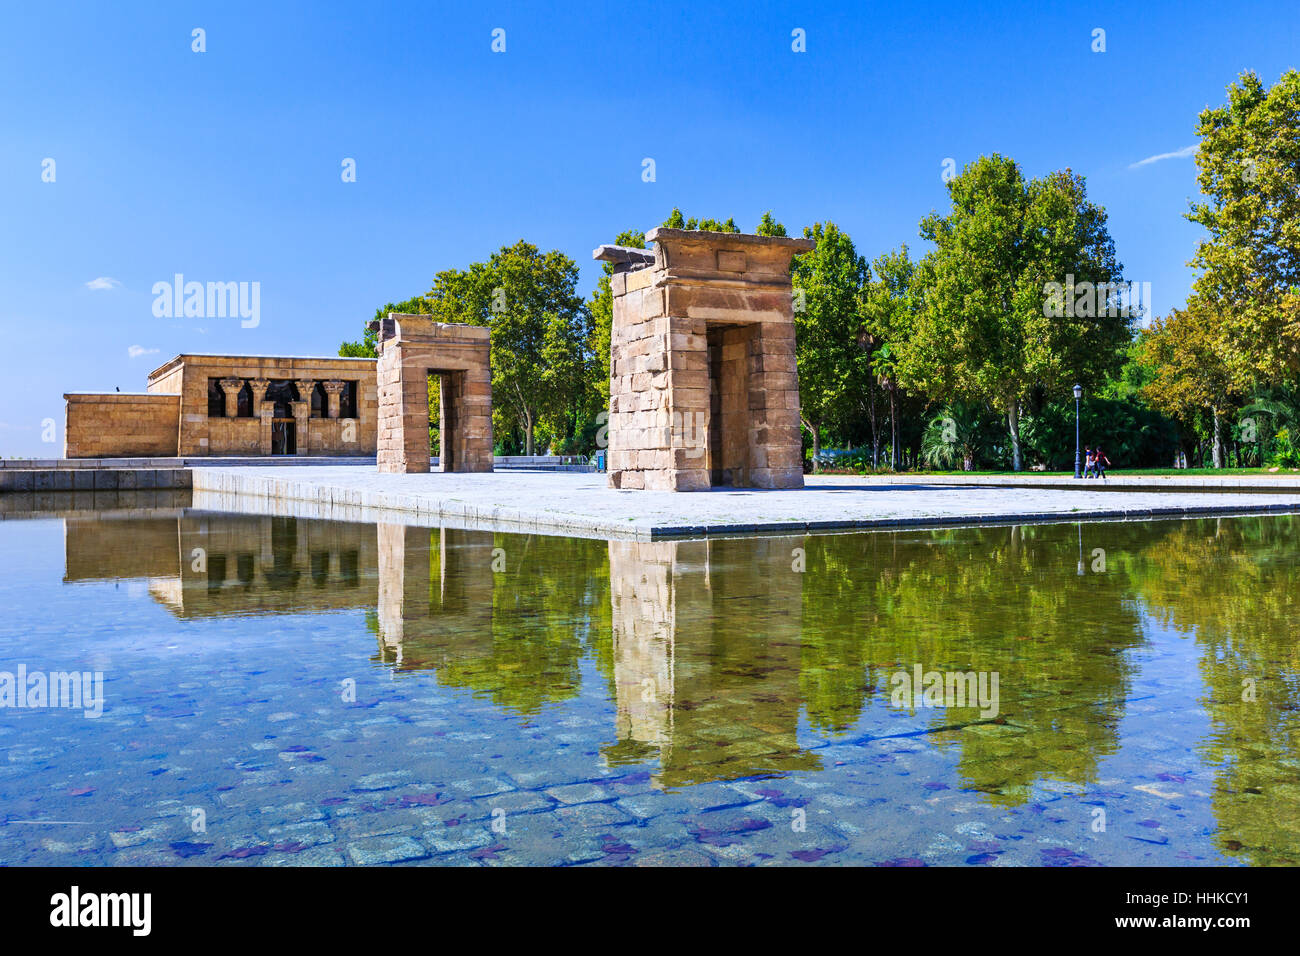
127, 345, 160, 359
86, 276, 122, 291
1129, 145, 1197, 169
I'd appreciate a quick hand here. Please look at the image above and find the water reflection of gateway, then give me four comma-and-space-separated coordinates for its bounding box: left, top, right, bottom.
607, 538, 820, 789
373, 524, 496, 668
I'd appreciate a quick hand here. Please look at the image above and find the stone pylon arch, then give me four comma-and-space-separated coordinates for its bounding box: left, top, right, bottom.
595, 228, 813, 491
371, 313, 493, 474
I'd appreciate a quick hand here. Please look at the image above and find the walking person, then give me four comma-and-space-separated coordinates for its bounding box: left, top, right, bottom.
1095, 447, 1111, 480
1083, 446, 1095, 478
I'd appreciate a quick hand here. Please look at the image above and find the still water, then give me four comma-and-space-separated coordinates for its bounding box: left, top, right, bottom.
1, 507, 1297, 866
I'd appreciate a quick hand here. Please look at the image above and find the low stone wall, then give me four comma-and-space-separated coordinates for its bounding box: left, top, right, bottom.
0, 468, 192, 492
64, 393, 180, 458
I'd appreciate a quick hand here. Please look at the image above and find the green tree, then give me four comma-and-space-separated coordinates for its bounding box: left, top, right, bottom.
1187, 69, 1300, 383
406, 243, 589, 456
1138, 301, 1245, 467
862, 245, 920, 468
661, 208, 739, 232
756, 211, 788, 237
338, 295, 431, 358
792, 222, 870, 468
907, 155, 1131, 470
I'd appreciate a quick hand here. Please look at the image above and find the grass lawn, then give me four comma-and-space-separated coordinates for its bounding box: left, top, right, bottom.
820, 466, 1300, 477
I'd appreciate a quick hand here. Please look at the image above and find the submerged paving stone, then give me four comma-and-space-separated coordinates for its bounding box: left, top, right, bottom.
352, 771, 411, 791
262, 845, 345, 867
424, 825, 493, 854
346, 835, 430, 865
554, 802, 633, 828
544, 783, 614, 806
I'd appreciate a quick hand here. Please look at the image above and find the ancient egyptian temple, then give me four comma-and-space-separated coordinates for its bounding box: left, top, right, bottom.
64, 354, 377, 458
595, 227, 813, 491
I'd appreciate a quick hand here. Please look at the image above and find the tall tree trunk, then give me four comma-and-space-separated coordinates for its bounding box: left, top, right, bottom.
524, 410, 535, 456
806, 419, 821, 474
1007, 398, 1023, 472
1211, 407, 1224, 468
868, 380, 879, 468
888, 384, 899, 470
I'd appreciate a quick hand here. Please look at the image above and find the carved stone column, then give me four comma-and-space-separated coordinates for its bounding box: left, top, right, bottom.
296, 380, 317, 417
291, 400, 310, 455
323, 380, 346, 419
218, 378, 244, 418
251, 379, 272, 455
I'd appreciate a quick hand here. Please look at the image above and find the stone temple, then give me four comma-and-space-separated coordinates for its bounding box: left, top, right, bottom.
64, 354, 377, 458
595, 227, 814, 491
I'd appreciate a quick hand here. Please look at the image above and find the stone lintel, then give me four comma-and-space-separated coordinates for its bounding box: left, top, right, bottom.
593, 244, 657, 273
375, 314, 491, 348
643, 228, 814, 286
645, 227, 815, 251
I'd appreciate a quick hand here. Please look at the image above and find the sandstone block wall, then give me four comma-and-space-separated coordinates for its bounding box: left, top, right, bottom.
597, 228, 812, 491
374, 315, 493, 474
64, 393, 181, 458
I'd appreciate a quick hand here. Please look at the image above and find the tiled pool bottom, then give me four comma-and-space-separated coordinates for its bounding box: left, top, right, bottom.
1, 513, 1296, 866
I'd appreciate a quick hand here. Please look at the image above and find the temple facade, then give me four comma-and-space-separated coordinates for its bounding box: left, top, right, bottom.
64, 354, 378, 458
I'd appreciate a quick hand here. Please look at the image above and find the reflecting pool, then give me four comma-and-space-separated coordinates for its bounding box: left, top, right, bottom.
1, 506, 1298, 866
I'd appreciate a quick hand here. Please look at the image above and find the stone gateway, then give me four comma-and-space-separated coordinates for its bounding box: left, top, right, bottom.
371, 313, 493, 474
595, 227, 814, 491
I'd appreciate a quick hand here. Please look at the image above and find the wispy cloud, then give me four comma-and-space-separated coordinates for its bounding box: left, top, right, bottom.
127, 345, 159, 359
1129, 145, 1197, 169
86, 276, 122, 291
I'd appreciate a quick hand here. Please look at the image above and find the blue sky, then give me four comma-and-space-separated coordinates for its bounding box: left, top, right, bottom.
2, 0, 1297, 456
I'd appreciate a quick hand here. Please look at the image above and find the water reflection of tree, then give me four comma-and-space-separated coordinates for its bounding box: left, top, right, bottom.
1132, 516, 1300, 865
374, 529, 610, 717
801, 524, 1149, 805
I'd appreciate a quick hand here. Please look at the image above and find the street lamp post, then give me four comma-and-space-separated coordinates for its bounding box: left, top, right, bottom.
1073, 384, 1083, 479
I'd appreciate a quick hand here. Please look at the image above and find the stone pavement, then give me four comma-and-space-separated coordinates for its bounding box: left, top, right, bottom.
191, 467, 1300, 539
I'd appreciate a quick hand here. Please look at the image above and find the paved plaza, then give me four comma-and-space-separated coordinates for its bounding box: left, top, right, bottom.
190, 466, 1300, 539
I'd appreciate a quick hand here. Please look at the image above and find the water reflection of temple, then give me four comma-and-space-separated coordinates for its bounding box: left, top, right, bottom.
63, 513, 376, 616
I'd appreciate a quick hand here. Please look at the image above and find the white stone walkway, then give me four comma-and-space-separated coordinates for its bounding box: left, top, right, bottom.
190, 467, 1300, 540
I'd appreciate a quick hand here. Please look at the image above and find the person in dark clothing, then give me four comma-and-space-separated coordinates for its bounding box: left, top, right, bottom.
1095, 447, 1111, 479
